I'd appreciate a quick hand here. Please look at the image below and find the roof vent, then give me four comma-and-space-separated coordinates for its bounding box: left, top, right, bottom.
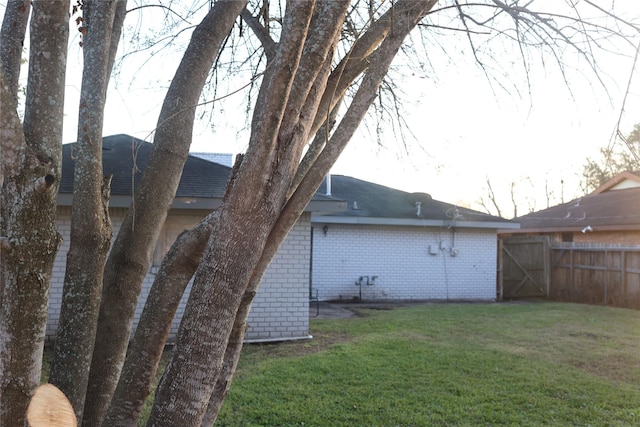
406, 192, 431, 217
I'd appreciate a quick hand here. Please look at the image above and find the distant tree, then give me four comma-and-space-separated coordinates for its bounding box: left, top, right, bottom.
479, 176, 504, 218
581, 123, 640, 192
479, 176, 543, 219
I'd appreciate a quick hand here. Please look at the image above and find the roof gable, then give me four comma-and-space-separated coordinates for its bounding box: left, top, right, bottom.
592, 170, 640, 194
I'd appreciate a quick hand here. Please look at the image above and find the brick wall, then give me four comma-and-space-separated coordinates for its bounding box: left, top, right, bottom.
48, 206, 70, 340
311, 223, 497, 301
49, 208, 311, 343
245, 213, 311, 341
572, 230, 640, 245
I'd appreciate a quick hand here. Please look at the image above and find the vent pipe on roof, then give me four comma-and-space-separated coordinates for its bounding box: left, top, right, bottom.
325, 173, 332, 196
415, 201, 422, 217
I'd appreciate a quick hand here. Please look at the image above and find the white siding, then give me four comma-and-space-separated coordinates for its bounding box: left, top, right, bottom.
311, 223, 497, 301
48, 206, 71, 339
48, 209, 311, 343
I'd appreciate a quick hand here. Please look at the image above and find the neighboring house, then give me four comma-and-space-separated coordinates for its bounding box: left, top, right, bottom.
310, 175, 519, 302
50, 134, 345, 343
501, 171, 640, 245
496, 172, 640, 306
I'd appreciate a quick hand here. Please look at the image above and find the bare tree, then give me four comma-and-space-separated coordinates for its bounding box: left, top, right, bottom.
479, 175, 503, 217
1, 1, 639, 426
479, 176, 546, 219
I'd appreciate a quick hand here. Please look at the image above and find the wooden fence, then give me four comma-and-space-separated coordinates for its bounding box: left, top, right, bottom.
500, 238, 640, 310
550, 243, 640, 309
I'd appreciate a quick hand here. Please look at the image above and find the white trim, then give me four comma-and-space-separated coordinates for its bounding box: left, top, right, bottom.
312, 215, 519, 230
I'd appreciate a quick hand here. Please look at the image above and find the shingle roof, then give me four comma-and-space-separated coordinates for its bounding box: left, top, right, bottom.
59, 135, 346, 213
514, 187, 640, 232
59, 135, 513, 226
60, 134, 231, 198
316, 175, 512, 225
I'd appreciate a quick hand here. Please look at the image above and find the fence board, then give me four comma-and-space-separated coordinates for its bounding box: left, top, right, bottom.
549, 244, 640, 310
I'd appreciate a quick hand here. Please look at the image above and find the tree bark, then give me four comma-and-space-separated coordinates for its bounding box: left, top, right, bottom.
49, 1, 124, 422
82, 2, 247, 425
104, 211, 217, 426
0, 1, 69, 424
0, 0, 30, 100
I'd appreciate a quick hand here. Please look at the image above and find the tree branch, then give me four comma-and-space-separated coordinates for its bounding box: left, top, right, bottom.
0, 60, 26, 186
0, 0, 30, 100
241, 6, 276, 62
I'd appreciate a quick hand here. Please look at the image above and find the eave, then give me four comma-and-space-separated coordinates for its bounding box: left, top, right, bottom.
499, 223, 640, 235
312, 214, 520, 230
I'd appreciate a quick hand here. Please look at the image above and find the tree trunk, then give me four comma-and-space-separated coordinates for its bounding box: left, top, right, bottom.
82, 2, 247, 425
0, 1, 69, 424
104, 211, 217, 426
49, 1, 124, 422
148, 2, 350, 424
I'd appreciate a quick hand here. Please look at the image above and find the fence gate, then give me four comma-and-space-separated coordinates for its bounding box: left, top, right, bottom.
498, 236, 550, 300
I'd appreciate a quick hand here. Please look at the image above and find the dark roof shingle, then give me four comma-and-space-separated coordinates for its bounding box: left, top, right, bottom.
60, 134, 231, 198
318, 175, 510, 223
515, 187, 640, 231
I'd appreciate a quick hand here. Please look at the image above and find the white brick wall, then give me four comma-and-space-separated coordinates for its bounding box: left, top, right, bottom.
48, 209, 312, 343
311, 223, 497, 301
245, 213, 311, 341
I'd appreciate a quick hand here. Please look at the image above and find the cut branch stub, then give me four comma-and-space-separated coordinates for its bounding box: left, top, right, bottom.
27, 384, 77, 427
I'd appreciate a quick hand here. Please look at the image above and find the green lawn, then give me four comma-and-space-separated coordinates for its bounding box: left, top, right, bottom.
215, 302, 640, 426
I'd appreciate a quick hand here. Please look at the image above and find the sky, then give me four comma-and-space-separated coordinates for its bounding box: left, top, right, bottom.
11, 1, 640, 218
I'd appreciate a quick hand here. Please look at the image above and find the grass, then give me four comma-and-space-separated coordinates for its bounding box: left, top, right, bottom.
41, 302, 640, 425
215, 302, 640, 426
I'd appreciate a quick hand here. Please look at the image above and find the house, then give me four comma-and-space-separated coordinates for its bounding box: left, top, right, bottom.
50, 134, 519, 344
50, 134, 345, 343
501, 171, 640, 244
496, 171, 640, 305
310, 175, 519, 301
